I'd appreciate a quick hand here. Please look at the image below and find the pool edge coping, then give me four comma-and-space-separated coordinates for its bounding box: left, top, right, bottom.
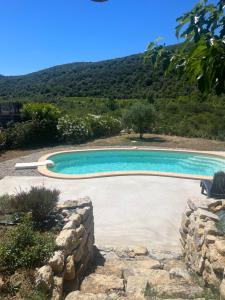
37, 147, 225, 180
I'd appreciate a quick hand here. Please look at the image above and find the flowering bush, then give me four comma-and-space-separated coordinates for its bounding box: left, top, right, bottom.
87, 114, 122, 138
57, 115, 90, 143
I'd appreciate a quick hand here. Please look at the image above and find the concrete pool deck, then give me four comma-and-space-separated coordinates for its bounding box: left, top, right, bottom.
0, 175, 206, 252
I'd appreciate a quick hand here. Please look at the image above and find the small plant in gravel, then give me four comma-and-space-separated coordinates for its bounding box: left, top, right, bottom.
190, 271, 220, 300
144, 282, 157, 299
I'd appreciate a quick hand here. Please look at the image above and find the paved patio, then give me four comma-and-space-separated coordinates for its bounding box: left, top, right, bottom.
0, 175, 205, 252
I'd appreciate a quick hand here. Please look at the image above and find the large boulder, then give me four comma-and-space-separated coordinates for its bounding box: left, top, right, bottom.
55, 229, 78, 253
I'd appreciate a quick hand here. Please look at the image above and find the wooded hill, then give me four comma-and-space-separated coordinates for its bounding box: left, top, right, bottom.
0, 49, 196, 100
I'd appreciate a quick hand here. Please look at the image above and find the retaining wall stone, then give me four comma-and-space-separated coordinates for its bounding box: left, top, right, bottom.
180, 197, 225, 299
35, 197, 94, 299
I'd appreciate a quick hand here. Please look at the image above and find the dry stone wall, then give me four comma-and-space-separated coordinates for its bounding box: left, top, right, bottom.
180, 197, 225, 299
36, 197, 94, 300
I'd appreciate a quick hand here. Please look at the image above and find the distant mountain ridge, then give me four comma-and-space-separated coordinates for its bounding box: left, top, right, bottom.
0, 49, 195, 100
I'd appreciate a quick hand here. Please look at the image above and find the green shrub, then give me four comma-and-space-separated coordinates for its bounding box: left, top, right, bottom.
32, 119, 59, 144
57, 115, 90, 143
21, 103, 61, 122
87, 114, 122, 138
0, 130, 6, 150
0, 218, 55, 273
0, 194, 15, 214
8, 103, 61, 148
5, 121, 36, 149
11, 187, 60, 228
5, 119, 58, 149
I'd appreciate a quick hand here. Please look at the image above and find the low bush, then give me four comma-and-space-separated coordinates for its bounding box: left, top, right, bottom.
21, 103, 61, 145
5, 121, 36, 149
57, 115, 91, 143
5, 120, 58, 149
0, 218, 55, 273
11, 187, 60, 228
0, 130, 6, 150
87, 114, 122, 138
32, 119, 59, 144
0, 194, 15, 214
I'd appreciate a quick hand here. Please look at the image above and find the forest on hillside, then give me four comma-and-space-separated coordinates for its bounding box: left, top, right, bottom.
0, 50, 196, 100
0, 44, 225, 142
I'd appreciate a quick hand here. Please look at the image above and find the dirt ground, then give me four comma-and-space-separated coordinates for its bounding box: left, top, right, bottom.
1, 133, 225, 163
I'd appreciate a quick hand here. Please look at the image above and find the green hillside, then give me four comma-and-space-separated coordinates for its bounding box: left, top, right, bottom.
0, 51, 195, 100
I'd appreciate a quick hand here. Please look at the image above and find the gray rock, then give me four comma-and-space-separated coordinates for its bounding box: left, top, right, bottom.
48, 251, 65, 273
76, 207, 91, 222
80, 274, 125, 294
77, 196, 92, 208
169, 267, 191, 282
52, 276, 63, 300
55, 229, 78, 253
64, 255, 76, 281
215, 240, 225, 256
36, 265, 53, 293
197, 208, 219, 222
129, 246, 148, 256
58, 200, 78, 210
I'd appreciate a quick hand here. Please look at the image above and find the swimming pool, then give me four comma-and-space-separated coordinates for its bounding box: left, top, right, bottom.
38, 149, 225, 179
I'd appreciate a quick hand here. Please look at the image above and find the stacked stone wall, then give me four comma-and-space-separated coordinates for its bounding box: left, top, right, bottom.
36, 197, 94, 300
180, 197, 225, 299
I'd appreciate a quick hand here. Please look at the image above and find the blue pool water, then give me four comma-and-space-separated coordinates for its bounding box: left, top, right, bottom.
47, 150, 225, 176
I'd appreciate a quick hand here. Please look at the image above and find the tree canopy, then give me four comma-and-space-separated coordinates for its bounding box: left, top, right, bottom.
146, 0, 225, 95
123, 103, 156, 139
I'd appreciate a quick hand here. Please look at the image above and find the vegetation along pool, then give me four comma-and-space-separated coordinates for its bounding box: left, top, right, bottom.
46, 149, 225, 177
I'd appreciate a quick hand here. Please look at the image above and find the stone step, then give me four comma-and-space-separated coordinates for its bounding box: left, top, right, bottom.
80, 273, 125, 295
65, 247, 210, 300
65, 291, 125, 299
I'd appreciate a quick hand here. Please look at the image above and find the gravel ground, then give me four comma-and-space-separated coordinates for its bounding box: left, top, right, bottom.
0, 145, 76, 178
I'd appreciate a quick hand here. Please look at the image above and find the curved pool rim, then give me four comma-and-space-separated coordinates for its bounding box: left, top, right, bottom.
38, 147, 225, 180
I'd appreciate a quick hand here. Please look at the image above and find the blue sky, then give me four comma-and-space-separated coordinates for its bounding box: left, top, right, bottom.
0, 0, 209, 75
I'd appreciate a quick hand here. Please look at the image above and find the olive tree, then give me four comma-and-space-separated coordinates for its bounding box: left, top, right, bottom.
123, 103, 156, 139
